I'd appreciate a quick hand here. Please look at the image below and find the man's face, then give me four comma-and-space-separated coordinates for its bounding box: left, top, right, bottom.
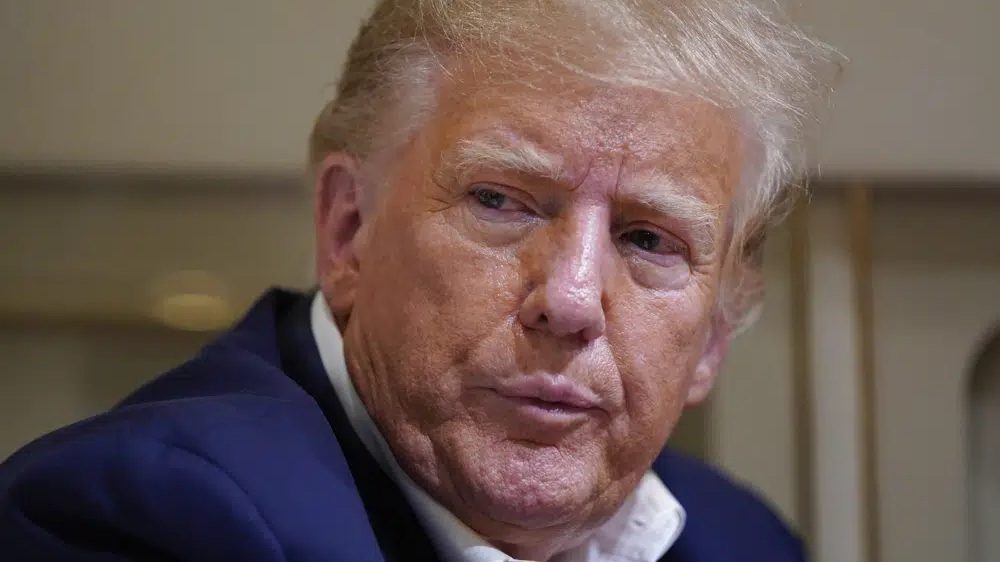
320, 76, 741, 551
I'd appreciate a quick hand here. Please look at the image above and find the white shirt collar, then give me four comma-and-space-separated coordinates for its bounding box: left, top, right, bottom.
310, 293, 686, 562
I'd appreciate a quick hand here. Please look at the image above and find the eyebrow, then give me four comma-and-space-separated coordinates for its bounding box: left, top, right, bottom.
442, 133, 722, 257
445, 133, 566, 182
622, 173, 722, 257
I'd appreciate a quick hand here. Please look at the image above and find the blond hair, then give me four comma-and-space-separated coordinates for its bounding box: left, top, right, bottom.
310, 0, 841, 333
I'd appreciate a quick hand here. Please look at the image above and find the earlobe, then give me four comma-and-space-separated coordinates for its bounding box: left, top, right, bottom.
686, 317, 729, 406
314, 153, 365, 325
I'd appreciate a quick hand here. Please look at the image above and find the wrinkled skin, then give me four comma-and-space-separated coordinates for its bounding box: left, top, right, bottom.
315, 74, 742, 560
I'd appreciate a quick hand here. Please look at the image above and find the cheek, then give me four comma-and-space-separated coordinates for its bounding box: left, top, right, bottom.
410, 214, 524, 332
356, 197, 524, 397
606, 287, 713, 443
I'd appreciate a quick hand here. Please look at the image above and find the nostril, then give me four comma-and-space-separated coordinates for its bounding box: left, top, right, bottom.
537, 313, 548, 325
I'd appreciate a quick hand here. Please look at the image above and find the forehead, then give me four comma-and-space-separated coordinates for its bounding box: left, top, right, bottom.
430, 75, 744, 200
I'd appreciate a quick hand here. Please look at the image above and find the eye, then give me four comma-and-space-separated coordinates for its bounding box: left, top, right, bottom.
623, 229, 662, 252
468, 185, 530, 214
475, 188, 508, 210
619, 226, 689, 261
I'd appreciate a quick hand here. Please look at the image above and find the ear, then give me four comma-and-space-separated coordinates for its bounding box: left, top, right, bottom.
685, 315, 729, 406
314, 152, 365, 326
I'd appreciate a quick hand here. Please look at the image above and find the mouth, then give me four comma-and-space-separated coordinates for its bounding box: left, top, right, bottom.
496, 375, 602, 407
482, 374, 608, 421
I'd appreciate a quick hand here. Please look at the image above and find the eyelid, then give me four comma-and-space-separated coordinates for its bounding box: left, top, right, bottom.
469, 182, 540, 214
620, 222, 691, 257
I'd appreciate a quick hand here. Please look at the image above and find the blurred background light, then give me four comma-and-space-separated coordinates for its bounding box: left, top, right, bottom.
148, 270, 234, 332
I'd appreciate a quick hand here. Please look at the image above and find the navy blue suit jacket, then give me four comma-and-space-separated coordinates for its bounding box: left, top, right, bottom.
0, 289, 805, 561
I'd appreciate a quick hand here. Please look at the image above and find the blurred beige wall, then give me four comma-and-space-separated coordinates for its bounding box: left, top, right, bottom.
3, 0, 1000, 176
0, 173, 312, 325
0, 0, 371, 170
870, 192, 1000, 562
801, 0, 1000, 177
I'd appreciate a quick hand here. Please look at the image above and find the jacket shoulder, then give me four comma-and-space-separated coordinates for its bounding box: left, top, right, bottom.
0, 342, 383, 562
654, 449, 806, 562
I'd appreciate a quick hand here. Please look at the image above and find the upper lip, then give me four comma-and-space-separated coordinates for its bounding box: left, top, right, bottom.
490, 375, 607, 412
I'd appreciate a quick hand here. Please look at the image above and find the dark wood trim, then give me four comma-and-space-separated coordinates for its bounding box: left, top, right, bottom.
846, 185, 881, 562
0, 310, 221, 335
788, 199, 816, 544
813, 176, 1000, 191
0, 165, 309, 200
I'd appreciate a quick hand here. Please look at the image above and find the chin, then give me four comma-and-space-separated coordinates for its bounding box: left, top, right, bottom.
451, 438, 604, 531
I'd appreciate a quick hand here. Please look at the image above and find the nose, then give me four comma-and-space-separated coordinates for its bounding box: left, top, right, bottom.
519, 208, 609, 343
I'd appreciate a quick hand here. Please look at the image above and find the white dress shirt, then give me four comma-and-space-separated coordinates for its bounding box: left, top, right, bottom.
310, 294, 686, 562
